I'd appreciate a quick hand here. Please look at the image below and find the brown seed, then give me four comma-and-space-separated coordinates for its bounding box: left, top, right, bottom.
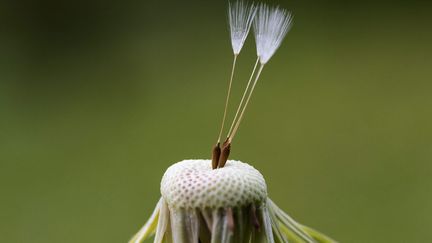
217, 140, 231, 168
212, 143, 221, 169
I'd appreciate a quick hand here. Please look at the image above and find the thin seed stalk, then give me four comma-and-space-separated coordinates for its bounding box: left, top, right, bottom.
217, 54, 238, 143
230, 64, 265, 142
227, 57, 260, 138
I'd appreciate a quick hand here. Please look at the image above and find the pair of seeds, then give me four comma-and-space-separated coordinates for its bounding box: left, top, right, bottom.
213, 2, 293, 169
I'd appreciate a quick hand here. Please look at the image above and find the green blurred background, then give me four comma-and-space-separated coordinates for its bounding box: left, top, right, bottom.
1, 0, 431, 242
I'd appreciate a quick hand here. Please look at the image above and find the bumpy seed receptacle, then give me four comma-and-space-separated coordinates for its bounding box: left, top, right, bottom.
130, 160, 337, 243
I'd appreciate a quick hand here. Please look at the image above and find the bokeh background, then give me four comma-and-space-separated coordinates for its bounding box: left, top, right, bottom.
1, 0, 431, 242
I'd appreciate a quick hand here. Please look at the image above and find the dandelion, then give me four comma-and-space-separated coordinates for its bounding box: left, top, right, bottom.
214, 1, 256, 169
130, 2, 336, 243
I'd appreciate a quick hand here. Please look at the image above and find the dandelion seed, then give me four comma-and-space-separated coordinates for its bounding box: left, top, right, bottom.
214, 1, 256, 169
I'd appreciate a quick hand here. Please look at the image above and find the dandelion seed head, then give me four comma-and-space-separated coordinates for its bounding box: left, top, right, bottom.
228, 1, 257, 55
254, 4, 293, 64
131, 159, 337, 243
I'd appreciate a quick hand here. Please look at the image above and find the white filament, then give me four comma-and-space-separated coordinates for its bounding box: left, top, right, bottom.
254, 4, 293, 64
228, 1, 257, 55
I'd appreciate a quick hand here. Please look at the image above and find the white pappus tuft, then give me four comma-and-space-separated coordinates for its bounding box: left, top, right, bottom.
254, 4, 293, 64
228, 1, 257, 55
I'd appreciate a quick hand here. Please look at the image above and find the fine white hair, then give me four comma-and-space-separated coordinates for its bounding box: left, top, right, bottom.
228, 1, 257, 55
253, 4, 293, 64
